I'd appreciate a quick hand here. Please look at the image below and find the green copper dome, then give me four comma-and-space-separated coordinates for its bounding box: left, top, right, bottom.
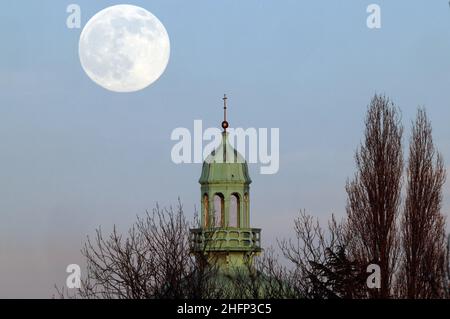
199, 132, 252, 185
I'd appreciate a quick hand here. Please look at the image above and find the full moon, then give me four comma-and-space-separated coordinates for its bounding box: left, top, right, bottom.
79, 5, 170, 92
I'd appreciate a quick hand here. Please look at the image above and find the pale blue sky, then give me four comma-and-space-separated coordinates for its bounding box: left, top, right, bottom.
1, 0, 450, 297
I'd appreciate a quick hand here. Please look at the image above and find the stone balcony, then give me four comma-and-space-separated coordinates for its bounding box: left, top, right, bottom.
190, 227, 261, 253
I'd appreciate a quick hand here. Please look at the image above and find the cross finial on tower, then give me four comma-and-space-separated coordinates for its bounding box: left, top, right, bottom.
221, 94, 229, 131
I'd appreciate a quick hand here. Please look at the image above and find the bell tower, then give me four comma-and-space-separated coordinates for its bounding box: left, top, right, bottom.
190, 95, 261, 270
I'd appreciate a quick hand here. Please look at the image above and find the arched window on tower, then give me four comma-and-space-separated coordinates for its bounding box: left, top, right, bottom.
203, 193, 209, 227
244, 193, 249, 227
229, 193, 240, 228
213, 193, 224, 227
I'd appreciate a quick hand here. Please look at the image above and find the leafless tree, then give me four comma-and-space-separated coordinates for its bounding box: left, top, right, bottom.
57, 202, 222, 299
278, 210, 367, 298
225, 248, 296, 299
345, 94, 403, 298
253, 249, 298, 298
399, 108, 447, 299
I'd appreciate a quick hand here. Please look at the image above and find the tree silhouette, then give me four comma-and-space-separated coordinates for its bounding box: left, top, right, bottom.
58, 202, 223, 299
399, 108, 447, 298
345, 94, 403, 298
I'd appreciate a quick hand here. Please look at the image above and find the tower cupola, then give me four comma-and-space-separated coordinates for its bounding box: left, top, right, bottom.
190, 95, 261, 269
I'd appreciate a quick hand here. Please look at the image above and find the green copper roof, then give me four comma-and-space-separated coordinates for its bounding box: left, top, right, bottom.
199, 132, 252, 184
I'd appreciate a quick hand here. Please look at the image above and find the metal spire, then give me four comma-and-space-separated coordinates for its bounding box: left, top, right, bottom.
221, 94, 229, 131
